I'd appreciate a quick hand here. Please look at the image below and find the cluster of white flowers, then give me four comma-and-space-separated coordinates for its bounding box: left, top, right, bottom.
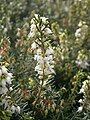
75, 21, 88, 40
0, 96, 11, 109
0, 65, 13, 94
76, 50, 89, 69
79, 80, 89, 94
28, 14, 52, 38
11, 105, 20, 114
34, 47, 55, 80
29, 14, 55, 81
0, 97, 20, 113
77, 78, 90, 112
0, 64, 20, 113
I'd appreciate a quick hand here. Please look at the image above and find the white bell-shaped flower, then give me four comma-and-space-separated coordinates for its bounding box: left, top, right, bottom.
11, 105, 16, 113
1, 66, 8, 74
16, 106, 20, 114
1, 79, 6, 87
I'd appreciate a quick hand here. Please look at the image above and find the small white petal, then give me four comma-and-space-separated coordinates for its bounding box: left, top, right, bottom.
45, 28, 52, 34
11, 105, 16, 113
38, 75, 43, 79
79, 88, 84, 93
2, 87, 8, 94
31, 42, 37, 49
34, 14, 39, 19
38, 70, 43, 75
37, 49, 42, 55
9, 87, 13, 91
78, 99, 83, 103
41, 17, 48, 23
75, 28, 81, 38
77, 106, 83, 112
46, 48, 54, 55
6, 76, 12, 84
7, 73, 13, 78
28, 31, 35, 38
1, 79, 6, 87
1, 66, 8, 74
16, 106, 20, 113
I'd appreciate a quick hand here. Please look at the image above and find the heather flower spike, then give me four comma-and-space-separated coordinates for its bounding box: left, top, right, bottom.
0, 63, 20, 114
29, 14, 55, 104
29, 14, 55, 80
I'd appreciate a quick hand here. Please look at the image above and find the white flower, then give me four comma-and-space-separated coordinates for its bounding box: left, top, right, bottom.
79, 80, 89, 94
37, 49, 42, 55
28, 24, 37, 38
78, 99, 83, 103
75, 28, 81, 38
11, 105, 16, 113
38, 75, 43, 79
7, 73, 13, 78
34, 55, 38, 60
64, 6, 69, 12
10, 2, 13, 5
28, 31, 35, 38
44, 68, 51, 75
83, 80, 88, 85
30, 24, 36, 32
1, 25, 4, 29
9, 87, 13, 91
78, 21, 82, 27
79, 88, 84, 94
1, 66, 8, 74
2, 87, 8, 94
77, 106, 83, 112
41, 17, 48, 23
46, 48, 54, 55
35, 65, 40, 71
34, 14, 39, 19
45, 28, 52, 34
49, 67, 55, 74
41, 25, 45, 31
31, 18, 35, 24
6, 76, 12, 84
4, 28, 8, 33
35, 65, 43, 71
76, 53, 89, 69
45, 55, 53, 61
34, 55, 43, 62
31, 42, 37, 49
37, 70, 43, 75
16, 106, 20, 113
1, 79, 6, 87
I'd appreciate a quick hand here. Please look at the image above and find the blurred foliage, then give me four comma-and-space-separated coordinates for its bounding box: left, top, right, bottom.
0, 0, 90, 120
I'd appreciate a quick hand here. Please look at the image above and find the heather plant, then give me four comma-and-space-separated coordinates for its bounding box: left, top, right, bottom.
0, 0, 90, 120
0, 61, 20, 120
27, 14, 61, 120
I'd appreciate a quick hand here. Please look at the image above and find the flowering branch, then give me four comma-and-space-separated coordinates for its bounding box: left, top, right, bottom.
28, 14, 55, 105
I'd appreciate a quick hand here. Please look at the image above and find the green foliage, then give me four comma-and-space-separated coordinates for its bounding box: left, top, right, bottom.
0, 109, 12, 120
0, 0, 90, 120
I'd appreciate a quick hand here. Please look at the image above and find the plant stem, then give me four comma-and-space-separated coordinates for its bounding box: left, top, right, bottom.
34, 41, 45, 106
